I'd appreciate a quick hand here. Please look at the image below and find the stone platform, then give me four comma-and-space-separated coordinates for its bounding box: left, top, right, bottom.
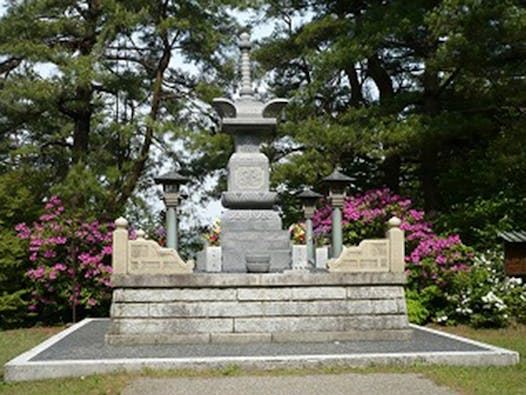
4, 318, 519, 382
106, 272, 411, 345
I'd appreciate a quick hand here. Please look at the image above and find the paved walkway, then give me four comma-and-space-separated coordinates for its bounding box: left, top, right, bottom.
123, 373, 458, 395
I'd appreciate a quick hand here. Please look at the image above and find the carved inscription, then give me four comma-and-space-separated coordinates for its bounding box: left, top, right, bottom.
224, 210, 276, 221
234, 167, 265, 190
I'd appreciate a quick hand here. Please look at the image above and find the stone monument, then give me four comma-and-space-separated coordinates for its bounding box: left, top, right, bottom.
211, 32, 291, 273
105, 32, 412, 345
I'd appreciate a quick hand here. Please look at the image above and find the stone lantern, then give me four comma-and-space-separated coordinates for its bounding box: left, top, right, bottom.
211, 32, 290, 272
323, 167, 353, 258
297, 188, 323, 267
154, 171, 188, 250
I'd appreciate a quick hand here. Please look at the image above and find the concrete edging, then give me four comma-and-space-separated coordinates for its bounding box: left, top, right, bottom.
3, 319, 520, 382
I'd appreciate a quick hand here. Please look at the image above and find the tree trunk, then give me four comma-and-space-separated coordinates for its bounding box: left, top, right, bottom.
71, 85, 92, 165
115, 26, 172, 209
382, 153, 401, 194
420, 68, 443, 212
64, 0, 101, 166
367, 55, 400, 192
344, 66, 363, 108
367, 56, 394, 100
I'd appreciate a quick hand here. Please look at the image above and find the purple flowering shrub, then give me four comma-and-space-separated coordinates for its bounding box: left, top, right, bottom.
16, 196, 113, 323
312, 189, 475, 324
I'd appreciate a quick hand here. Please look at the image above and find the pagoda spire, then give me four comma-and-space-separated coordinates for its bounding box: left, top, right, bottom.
239, 31, 253, 97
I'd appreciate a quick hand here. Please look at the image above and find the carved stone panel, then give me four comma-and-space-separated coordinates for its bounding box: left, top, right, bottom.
328, 240, 390, 273
227, 153, 269, 192
234, 167, 265, 190
128, 239, 194, 274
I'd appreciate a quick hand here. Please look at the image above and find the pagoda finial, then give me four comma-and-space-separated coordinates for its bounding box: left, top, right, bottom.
239, 31, 253, 97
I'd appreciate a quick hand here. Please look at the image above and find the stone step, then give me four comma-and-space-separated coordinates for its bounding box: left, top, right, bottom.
105, 328, 413, 345
107, 314, 409, 336
110, 299, 406, 318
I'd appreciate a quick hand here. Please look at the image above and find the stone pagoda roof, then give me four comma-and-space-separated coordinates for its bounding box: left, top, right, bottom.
212, 32, 288, 134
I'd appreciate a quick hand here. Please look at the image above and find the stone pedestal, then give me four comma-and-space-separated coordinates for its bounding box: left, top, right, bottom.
196, 246, 222, 272
292, 245, 330, 270
106, 217, 410, 345
106, 272, 411, 345
221, 210, 290, 272
316, 246, 330, 269
292, 245, 308, 270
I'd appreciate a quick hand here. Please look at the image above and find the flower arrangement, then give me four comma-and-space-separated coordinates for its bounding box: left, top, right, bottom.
289, 222, 306, 244
155, 225, 166, 247
204, 219, 221, 246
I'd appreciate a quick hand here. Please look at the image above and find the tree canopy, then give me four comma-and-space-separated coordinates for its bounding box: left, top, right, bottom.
246, 0, 526, 246
0, 0, 525, 281
0, 0, 238, 222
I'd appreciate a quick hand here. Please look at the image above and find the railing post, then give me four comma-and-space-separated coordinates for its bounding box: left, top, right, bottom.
112, 217, 129, 274
386, 216, 404, 272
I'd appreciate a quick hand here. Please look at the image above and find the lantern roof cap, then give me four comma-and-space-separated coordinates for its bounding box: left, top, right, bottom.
154, 171, 189, 185
297, 188, 323, 200
322, 167, 354, 184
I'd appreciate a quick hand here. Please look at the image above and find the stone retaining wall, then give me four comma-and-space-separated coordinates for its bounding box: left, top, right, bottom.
106, 273, 411, 345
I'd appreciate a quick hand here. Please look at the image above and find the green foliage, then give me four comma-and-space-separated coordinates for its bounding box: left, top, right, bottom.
0, 0, 240, 327
0, 170, 42, 329
405, 289, 430, 325
247, 0, 526, 252
0, 0, 240, 219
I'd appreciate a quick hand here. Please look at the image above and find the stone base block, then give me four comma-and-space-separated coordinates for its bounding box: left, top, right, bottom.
220, 209, 292, 272
107, 272, 411, 345
222, 247, 291, 273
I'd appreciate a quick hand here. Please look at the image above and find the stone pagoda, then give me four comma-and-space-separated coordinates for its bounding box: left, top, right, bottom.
212, 32, 290, 272
105, 32, 411, 347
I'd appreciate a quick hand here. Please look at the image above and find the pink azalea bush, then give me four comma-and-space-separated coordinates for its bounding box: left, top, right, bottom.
16, 196, 113, 323
312, 189, 475, 324
309, 189, 526, 327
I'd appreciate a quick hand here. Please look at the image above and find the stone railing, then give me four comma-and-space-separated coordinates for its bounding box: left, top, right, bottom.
112, 217, 194, 275
327, 217, 404, 273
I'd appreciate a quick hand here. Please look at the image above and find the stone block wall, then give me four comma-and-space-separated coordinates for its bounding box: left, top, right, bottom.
106, 273, 411, 345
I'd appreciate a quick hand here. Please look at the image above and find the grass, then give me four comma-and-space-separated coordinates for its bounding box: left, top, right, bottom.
0, 326, 64, 379
0, 324, 525, 395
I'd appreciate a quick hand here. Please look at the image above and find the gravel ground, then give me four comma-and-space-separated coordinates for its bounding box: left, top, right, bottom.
122, 374, 458, 395
30, 319, 484, 362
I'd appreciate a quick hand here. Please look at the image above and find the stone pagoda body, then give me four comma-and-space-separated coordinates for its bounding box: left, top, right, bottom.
212, 32, 290, 272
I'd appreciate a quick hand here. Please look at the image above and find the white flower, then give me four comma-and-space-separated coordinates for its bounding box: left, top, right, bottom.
455, 307, 473, 315
436, 315, 448, 323
481, 291, 504, 305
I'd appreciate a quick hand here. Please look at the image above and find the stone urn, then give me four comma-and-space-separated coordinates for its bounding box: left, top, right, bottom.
245, 254, 271, 273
